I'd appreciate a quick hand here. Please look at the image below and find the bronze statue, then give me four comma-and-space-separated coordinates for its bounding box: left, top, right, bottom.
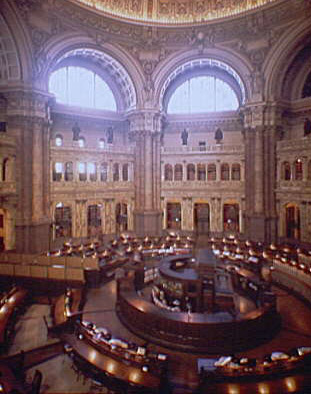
72, 122, 81, 141
181, 129, 188, 145
215, 128, 223, 144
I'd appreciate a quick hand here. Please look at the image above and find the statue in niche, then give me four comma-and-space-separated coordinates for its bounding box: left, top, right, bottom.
107, 127, 114, 144
304, 117, 311, 136
181, 129, 188, 145
72, 122, 81, 141
215, 128, 223, 144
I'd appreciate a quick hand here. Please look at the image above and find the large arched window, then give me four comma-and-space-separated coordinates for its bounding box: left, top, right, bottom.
167, 76, 239, 114
49, 66, 117, 111
55, 203, 72, 238
174, 164, 183, 181
221, 163, 230, 181
282, 161, 291, 181
197, 164, 206, 181
65, 162, 73, 182
100, 163, 108, 182
231, 163, 241, 181
294, 159, 303, 181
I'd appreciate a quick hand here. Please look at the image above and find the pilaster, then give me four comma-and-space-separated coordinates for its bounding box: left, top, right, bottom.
243, 103, 281, 242
5, 90, 52, 252
128, 110, 163, 236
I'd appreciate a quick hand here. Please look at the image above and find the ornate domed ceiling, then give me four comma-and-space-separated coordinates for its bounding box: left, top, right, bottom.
70, 0, 279, 25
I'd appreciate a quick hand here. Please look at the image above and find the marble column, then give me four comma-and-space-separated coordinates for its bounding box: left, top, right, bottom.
129, 111, 162, 236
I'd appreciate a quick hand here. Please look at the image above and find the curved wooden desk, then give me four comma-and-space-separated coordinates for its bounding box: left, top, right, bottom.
0, 287, 28, 346
117, 276, 280, 353
65, 334, 161, 390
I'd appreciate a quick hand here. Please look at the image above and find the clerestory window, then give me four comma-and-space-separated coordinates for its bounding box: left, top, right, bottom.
167, 76, 239, 114
49, 66, 117, 111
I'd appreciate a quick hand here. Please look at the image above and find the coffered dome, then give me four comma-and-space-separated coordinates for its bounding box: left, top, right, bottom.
70, 0, 279, 25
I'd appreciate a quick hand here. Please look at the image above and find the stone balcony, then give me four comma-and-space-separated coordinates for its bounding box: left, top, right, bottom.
161, 180, 244, 192
277, 137, 311, 153
51, 180, 134, 195
161, 144, 244, 155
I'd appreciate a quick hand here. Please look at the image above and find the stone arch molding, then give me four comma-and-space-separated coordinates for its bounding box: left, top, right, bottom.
263, 19, 311, 101
154, 51, 251, 112
41, 38, 139, 112
0, 13, 21, 84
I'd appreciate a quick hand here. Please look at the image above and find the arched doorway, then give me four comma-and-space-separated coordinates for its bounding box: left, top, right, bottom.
167, 202, 181, 230
194, 203, 210, 235
87, 204, 102, 238
223, 203, 239, 232
54, 203, 72, 238
285, 204, 300, 240
116, 203, 128, 233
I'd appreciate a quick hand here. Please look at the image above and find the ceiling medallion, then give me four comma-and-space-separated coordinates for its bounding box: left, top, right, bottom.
70, 0, 279, 25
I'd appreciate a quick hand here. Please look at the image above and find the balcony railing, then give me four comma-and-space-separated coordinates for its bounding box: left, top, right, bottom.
161, 144, 244, 154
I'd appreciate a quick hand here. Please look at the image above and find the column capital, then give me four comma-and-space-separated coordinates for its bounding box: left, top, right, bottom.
4, 88, 53, 122
242, 101, 285, 129
127, 110, 163, 134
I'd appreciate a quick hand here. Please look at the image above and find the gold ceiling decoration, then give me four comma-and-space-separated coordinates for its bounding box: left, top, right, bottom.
71, 0, 278, 25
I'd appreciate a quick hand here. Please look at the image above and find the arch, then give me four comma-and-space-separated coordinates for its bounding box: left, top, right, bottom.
174, 164, 183, 181
264, 20, 311, 101
284, 203, 300, 240
40, 35, 141, 111
166, 202, 181, 230
87, 204, 102, 238
65, 162, 73, 182
122, 163, 129, 181
281, 161, 291, 181
49, 65, 117, 111
302, 71, 311, 98
0, 13, 21, 84
294, 159, 303, 181
54, 203, 72, 239
116, 202, 128, 233
221, 163, 230, 181
55, 134, 63, 147
88, 162, 97, 182
193, 203, 210, 235
113, 163, 119, 181
223, 203, 240, 232
78, 162, 87, 181
53, 161, 63, 182
231, 163, 241, 181
100, 162, 108, 182
207, 163, 216, 181
197, 164, 206, 181
154, 49, 252, 111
